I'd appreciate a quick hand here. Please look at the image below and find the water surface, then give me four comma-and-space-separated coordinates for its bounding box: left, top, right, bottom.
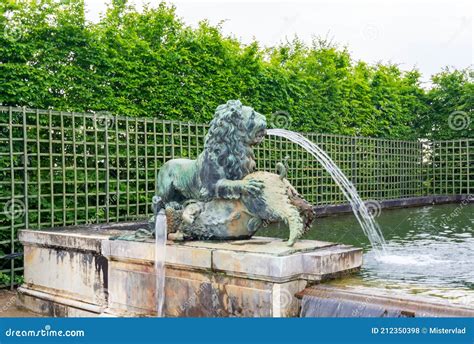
259, 203, 473, 304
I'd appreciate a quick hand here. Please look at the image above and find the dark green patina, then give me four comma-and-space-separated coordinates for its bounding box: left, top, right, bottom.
121, 100, 314, 245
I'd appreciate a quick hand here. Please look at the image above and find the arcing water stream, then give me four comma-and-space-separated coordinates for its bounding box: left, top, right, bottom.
266, 129, 386, 252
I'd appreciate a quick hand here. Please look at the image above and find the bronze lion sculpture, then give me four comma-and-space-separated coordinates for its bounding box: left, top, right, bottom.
112, 100, 314, 246
149, 100, 314, 246
157, 100, 267, 203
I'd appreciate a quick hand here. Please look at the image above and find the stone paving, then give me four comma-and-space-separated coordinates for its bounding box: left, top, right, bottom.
0, 290, 41, 317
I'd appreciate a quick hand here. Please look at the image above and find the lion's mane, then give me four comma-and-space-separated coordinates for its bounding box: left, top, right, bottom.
203, 100, 256, 181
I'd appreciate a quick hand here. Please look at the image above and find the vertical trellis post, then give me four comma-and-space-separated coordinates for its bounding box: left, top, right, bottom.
104, 115, 110, 223
48, 110, 54, 226
22, 107, 28, 235
467, 139, 471, 196
72, 113, 78, 225
60, 112, 66, 225
35, 109, 41, 228
8, 107, 14, 289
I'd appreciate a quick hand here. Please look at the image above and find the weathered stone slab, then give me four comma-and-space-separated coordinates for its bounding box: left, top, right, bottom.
102, 239, 212, 270
17, 225, 137, 317
211, 250, 305, 281
102, 237, 361, 283
302, 245, 363, 277
16, 287, 102, 317
18, 224, 363, 317
102, 233, 361, 317
178, 236, 336, 256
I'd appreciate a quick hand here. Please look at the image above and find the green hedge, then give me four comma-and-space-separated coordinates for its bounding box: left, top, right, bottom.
0, 1, 471, 140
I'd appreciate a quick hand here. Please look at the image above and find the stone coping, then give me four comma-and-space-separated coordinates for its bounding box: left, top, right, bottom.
18, 222, 146, 252
102, 236, 362, 283
19, 226, 363, 283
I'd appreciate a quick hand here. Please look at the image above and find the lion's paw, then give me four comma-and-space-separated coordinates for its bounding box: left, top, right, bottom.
242, 179, 265, 196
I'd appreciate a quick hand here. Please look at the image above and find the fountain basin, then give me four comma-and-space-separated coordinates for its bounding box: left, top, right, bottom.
17, 224, 362, 317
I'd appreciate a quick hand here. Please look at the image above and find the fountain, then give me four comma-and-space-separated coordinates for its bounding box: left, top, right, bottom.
14, 100, 474, 318
131, 101, 384, 250
15, 100, 389, 317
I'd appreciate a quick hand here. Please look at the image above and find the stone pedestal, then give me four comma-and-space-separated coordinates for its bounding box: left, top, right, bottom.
17, 225, 362, 317
17, 227, 116, 317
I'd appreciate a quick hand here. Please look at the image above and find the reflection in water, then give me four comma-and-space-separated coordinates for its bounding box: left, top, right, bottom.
259, 204, 473, 301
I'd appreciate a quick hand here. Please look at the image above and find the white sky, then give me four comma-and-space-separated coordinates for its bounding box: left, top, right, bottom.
84, 0, 473, 83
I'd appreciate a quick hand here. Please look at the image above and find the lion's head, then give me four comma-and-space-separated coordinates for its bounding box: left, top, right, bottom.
202, 100, 267, 183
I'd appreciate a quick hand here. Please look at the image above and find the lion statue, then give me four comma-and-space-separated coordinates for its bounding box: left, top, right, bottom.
119, 100, 314, 246
157, 100, 315, 246
157, 100, 267, 203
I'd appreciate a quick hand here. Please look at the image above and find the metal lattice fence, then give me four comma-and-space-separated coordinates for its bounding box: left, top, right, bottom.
258, 135, 431, 204
0, 107, 472, 288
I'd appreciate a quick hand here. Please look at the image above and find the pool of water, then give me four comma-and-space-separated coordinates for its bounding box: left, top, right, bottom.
259, 203, 473, 304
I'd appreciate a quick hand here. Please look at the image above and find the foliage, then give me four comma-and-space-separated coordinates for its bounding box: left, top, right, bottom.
1, 0, 470, 139
416, 68, 473, 139
0, 271, 23, 286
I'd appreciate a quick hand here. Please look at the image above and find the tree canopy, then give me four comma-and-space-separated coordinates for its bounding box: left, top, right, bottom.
0, 0, 472, 139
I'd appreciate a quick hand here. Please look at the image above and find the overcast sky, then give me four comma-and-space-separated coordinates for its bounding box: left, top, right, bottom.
84, 0, 473, 84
